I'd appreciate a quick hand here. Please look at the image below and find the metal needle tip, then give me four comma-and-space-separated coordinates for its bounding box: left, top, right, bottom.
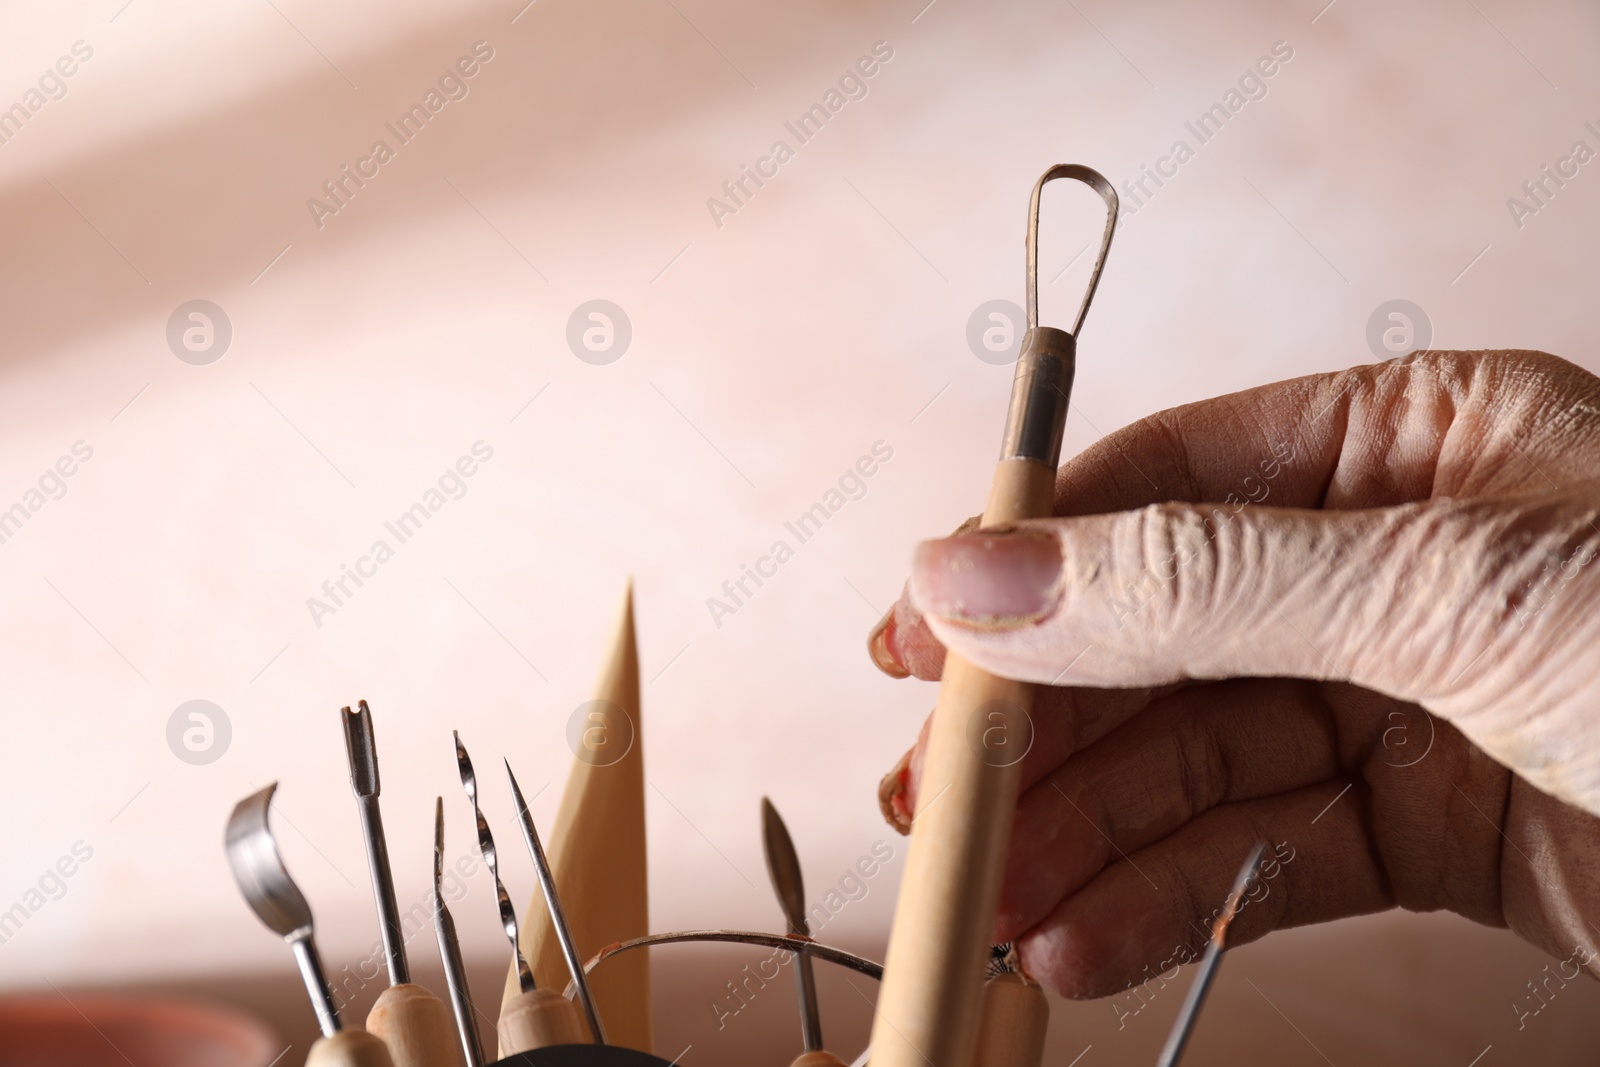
506, 758, 608, 1045
1155, 841, 1269, 1067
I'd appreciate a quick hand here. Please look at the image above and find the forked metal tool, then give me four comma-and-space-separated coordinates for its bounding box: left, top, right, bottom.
224, 782, 342, 1036
342, 700, 410, 987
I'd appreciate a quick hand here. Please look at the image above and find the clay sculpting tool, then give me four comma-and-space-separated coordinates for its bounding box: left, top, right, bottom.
455, 731, 585, 1053
759, 798, 829, 1061
433, 796, 486, 1067
504, 583, 650, 1050
507, 759, 608, 1045
973, 945, 1048, 1067
1155, 842, 1269, 1067
869, 164, 1119, 1067
342, 702, 409, 986
341, 702, 459, 1067
225, 783, 395, 1067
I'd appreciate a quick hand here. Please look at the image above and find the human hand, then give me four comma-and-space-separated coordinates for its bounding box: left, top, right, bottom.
868, 350, 1600, 998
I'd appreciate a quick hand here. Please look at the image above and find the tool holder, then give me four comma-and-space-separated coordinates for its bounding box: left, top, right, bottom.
473, 930, 885, 1067
469, 934, 869, 1066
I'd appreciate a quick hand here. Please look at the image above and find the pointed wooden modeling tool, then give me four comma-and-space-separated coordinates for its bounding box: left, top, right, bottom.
869, 165, 1119, 1067
504, 583, 652, 1052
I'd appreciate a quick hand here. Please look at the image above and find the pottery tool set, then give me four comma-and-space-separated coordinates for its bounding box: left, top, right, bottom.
222, 168, 1259, 1067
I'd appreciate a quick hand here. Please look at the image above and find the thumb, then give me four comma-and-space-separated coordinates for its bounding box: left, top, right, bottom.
908, 493, 1600, 812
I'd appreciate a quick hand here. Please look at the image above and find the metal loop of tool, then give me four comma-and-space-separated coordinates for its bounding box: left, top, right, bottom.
564, 930, 884, 999
1024, 164, 1119, 336
1002, 164, 1120, 466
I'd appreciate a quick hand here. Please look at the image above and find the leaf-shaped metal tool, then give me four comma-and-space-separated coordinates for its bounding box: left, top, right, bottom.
761, 797, 823, 1052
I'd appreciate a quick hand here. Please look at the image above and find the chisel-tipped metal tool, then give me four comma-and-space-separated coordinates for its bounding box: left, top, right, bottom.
344, 703, 460, 1067
507, 758, 608, 1046
761, 797, 824, 1053
342, 702, 410, 985
434, 796, 486, 1067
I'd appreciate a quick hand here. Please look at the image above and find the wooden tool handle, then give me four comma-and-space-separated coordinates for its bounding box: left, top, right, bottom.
869, 456, 1056, 1067
498, 988, 586, 1055
305, 1029, 396, 1067
975, 973, 1049, 1067
367, 984, 462, 1067
789, 1053, 849, 1067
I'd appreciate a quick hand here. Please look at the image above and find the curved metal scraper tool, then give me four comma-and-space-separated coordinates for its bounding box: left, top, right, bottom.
224, 782, 342, 1037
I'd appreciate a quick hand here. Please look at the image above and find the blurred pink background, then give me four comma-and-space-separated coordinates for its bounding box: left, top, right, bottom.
0, 0, 1597, 1063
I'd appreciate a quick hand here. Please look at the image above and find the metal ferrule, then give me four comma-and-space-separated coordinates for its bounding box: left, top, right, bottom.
998, 325, 1076, 465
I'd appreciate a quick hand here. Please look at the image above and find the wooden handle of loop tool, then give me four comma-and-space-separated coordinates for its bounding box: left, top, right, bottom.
869, 456, 1056, 1067
866, 162, 1116, 1067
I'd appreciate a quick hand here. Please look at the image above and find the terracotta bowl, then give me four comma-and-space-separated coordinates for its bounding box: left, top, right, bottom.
0, 994, 279, 1067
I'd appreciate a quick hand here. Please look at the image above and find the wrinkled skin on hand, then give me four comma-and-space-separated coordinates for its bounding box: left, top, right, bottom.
868, 351, 1600, 998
